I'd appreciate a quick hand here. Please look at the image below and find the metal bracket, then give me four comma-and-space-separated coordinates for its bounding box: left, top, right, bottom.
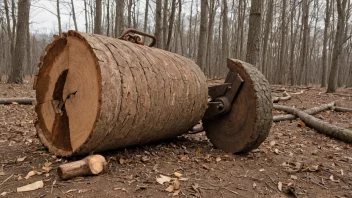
203, 71, 244, 120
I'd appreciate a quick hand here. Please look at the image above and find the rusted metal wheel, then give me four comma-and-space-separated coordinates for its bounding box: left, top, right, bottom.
203, 59, 273, 154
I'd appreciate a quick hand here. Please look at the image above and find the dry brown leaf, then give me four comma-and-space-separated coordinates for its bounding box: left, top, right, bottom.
1, 192, 7, 196
17, 157, 26, 162
24, 171, 37, 179
329, 175, 340, 183
290, 175, 298, 180
17, 180, 44, 192
173, 190, 181, 196
165, 185, 174, 192
174, 172, 182, 177
278, 182, 283, 191
308, 165, 319, 172
119, 158, 125, 165
253, 182, 257, 188
0, 171, 5, 176
156, 175, 171, 185
297, 121, 306, 128
270, 140, 276, 147
173, 179, 180, 190
216, 157, 221, 162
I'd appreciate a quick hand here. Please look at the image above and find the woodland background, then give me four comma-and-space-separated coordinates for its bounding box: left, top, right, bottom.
0, 0, 351, 92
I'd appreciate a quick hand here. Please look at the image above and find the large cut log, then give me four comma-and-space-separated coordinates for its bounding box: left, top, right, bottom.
273, 102, 336, 122
0, 98, 35, 105
34, 31, 208, 156
273, 104, 352, 143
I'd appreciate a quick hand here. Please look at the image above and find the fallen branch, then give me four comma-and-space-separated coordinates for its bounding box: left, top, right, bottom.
0, 98, 35, 105
331, 106, 352, 112
57, 155, 107, 180
272, 92, 292, 103
273, 102, 336, 122
273, 104, 352, 143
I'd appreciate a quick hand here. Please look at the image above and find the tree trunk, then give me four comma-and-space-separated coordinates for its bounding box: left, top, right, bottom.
298, 0, 309, 85
71, 0, 78, 31
289, 0, 297, 85
246, 0, 262, 66
127, 0, 132, 27
163, 0, 168, 49
166, 0, 176, 51
321, 0, 331, 87
143, 0, 149, 33
4, 0, 13, 72
155, 0, 162, 48
196, 0, 208, 71
221, 0, 228, 76
106, 0, 110, 36
261, 0, 273, 75
278, 0, 287, 84
56, 0, 62, 35
34, 31, 207, 156
8, 0, 30, 84
327, 0, 347, 93
84, 0, 88, 32
115, 0, 124, 37
94, 0, 102, 34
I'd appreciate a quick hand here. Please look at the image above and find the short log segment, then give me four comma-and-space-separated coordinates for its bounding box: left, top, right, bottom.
34, 31, 208, 156
57, 155, 107, 180
0, 98, 35, 105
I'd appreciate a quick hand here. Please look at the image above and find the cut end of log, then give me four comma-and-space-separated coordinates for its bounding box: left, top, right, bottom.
35, 31, 101, 156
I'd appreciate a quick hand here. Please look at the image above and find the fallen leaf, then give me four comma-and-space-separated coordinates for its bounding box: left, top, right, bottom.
0, 171, 5, 176
278, 182, 283, 191
17, 157, 26, 162
297, 121, 306, 128
165, 185, 174, 192
24, 171, 37, 179
42, 166, 52, 173
119, 158, 125, 165
216, 157, 221, 162
17, 180, 44, 192
253, 182, 257, 188
259, 169, 265, 172
270, 140, 276, 147
141, 156, 149, 162
173, 179, 180, 190
290, 175, 298, 180
202, 164, 210, 170
179, 177, 189, 181
329, 175, 340, 183
1, 192, 7, 196
274, 149, 279, 155
173, 190, 180, 196
174, 172, 182, 177
340, 169, 344, 176
156, 175, 171, 185
308, 165, 319, 172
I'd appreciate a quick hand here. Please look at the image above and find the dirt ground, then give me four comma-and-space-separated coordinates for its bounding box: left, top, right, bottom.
0, 83, 351, 198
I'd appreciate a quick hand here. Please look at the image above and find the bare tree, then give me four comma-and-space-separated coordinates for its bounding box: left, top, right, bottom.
155, 0, 162, 48
8, 0, 30, 84
327, 0, 348, 93
71, 0, 78, 31
321, 0, 331, 87
196, 0, 208, 71
246, 0, 262, 66
115, 0, 124, 37
94, 0, 102, 34
56, 0, 62, 34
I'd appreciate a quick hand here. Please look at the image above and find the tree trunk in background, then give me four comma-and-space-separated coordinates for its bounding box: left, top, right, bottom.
163, 0, 168, 49
115, 0, 124, 37
155, 0, 162, 48
106, 0, 110, 36
327, 0, 347, 93
56, 0, 62, 35
196, 0, 208, 71
321, 0, 331, 87
166, 0, 176, 50
298, 0, 309, 85
206, 1, 216, 77
71, 0, 78, 31
261, 0, 273, 76
4, 0, 13, 73
25, 0, 31, 76
143, 0, 149, 33
221, 0, 228, 78
289, 0, 297, 85
246, 0, 262, 66
278, 0, 286, 84
8, 0, 30, 84
127, 0, 132, 27
84, 0, 88, 32
94, 0, 102, 34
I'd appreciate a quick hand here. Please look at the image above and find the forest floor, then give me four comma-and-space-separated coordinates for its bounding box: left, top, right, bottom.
0, 83, 351, 198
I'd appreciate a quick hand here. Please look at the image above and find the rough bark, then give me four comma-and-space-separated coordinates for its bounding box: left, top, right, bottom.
57, 155, 107, 180
278, 0, 287, 84
106, 0, 110, 36
8, 0, 30, 84
261, 0, 273, 75
273, 101, 336, 122
143, 0, 149, 33
94, 0, 102, 34
246, 0, 262, 66
166, 0, 176, 50
163, 0, 168, 49
221, 0, 228, 75
34, 31, 208, 156
298, 0, 309, 85
273, 104, 352, 143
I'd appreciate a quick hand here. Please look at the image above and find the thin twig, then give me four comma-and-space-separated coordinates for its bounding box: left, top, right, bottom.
0, 174, 14, 186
